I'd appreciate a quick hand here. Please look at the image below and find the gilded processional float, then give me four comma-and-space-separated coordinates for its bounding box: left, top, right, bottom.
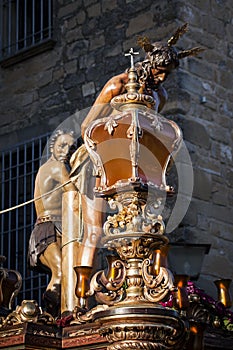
0, 24, 233, 350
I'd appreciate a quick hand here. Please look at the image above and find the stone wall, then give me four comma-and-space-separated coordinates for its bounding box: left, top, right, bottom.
0, 0, 232, 300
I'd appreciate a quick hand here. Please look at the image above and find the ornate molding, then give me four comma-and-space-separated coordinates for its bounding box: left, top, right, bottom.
95, 306, 188, 350
111, 92, 155, 111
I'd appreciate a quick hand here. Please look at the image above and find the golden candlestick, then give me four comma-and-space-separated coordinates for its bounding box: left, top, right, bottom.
214, 279, 232, 308
74, 266, 92, 308
174, 274, 190, 310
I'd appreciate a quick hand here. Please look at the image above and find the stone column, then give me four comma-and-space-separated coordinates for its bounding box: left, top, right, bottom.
61, 191, 81, 315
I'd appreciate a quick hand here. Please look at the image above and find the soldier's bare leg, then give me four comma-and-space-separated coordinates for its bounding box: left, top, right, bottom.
75, 194, 105, 307
39, 237, 62, 316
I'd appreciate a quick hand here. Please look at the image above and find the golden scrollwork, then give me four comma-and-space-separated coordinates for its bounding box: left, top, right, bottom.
142, 259, 174, 302
103, 196, 165, 238
87, 258, 126, 306
0, 300, 55, 328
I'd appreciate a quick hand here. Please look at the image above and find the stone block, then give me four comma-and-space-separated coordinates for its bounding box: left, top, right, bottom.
66, 27, 83, 43
202, 16, 225, 39
211, 141, 232, 163
179, 71, 203, 96
228, 43, 233, 59
211, 0, 232, 22
209, 124, 230, 144
53, 67, 65, 81
87, 3, 101, 18
201, 252, 233, 279
188, 59, 214, 82
82, 18, 97, 36
63, 73, 85, 90
64, 60, 78, 75
196, 157, 221, 177
76, 10, 86, 25
226, 169, 233, 187
102, 0, 118, 12
84, 0, 96, 6
214, 114, 232, 128
86, 63, 104, 81
105, 44, 122, 57
193, 168, 212, 201
90, 34, 105, 50
182, 201, 198, 227
66, 40, 89, 58
79, 54, 95, 69
43, 95, 64, 108
210, 219, 233, 242
162, 89, 191, 115
211, 204, 233, 225
58, 2, 79, 19
204, 49, 223, 66
218, 69, 233, 90
67, 87, 80, 102
123, 37, 137, 52
82, 82, 95, 97
21, 92, 36, 106
126, 11, 154, 37
182, 119, 210, 149
197, 213, 209, 230
65, 17, 76, 30
38, 70, 53, 87
212, 191, 229, 207
190, 0, 210, 11
39, 82, 60, 98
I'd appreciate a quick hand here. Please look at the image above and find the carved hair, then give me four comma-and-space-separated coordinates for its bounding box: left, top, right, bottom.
49, 129, 75, 153
137, 23, 204, 62
137, 23, 204, 87
143, 42, 180, 68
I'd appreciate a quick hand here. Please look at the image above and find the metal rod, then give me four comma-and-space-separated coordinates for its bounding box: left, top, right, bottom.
48, 0, 52, 38
8, 150, 12, 269
0, 152, 5, 257
40, 0, 43, 40
15, 147, 19, 271
32, 0, 35, 44
16, 0, 19, 51
30, 140, 35, 300
23, 144, 27, 282
0, 1, 3, 55
8, 0, 12, 55
24, 0, 27, 48
31, 140, 35, 225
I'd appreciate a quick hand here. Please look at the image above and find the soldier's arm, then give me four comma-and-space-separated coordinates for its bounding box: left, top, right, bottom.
53, 162, 76, 192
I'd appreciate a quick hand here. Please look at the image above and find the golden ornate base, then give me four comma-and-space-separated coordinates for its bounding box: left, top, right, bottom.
0, 315, 233, 349
92, 304, 189, 350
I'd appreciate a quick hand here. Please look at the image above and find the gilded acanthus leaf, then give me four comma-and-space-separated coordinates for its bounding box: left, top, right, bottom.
104, 117, 118, 135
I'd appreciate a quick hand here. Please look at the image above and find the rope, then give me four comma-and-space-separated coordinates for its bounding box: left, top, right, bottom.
61, 238, 81, 249
0, 179, 72, 215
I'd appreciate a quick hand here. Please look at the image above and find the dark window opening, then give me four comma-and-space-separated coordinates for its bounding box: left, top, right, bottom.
0, 134, 50, 306
0, 0, 54, 66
